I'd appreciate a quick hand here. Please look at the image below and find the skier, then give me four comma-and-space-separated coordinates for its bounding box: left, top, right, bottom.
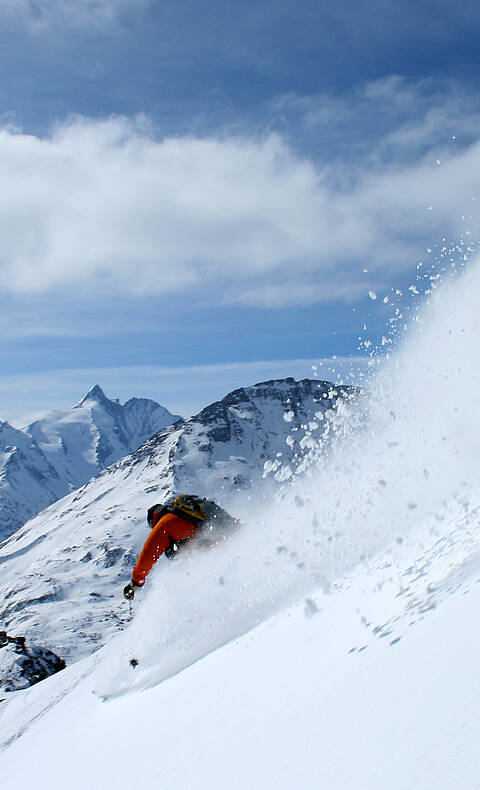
123, 494, 239, 600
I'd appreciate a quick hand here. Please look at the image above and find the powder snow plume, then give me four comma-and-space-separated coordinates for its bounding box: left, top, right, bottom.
94, 260, 480, 696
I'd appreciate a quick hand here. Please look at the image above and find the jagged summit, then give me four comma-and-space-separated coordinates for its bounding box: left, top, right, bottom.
77, 384, 111, 407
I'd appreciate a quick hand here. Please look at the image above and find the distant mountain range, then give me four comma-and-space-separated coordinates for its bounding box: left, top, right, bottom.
0, 377, 355, 667
0, 386, 180, 541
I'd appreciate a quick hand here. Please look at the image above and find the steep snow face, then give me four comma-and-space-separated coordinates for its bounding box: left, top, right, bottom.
0, 422, 66, 541
2, 497, 480, 789
0, 378, 353, 662
121, 397, 179, 451
0, 386, 180, 541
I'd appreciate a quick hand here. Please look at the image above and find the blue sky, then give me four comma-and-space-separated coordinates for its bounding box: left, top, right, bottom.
1, 0, 480, 423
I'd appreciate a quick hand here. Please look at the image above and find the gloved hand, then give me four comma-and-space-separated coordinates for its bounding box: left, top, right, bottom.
123, 581, 141, 600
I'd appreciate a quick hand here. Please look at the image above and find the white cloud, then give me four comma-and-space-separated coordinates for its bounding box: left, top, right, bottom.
0, 103, 479, 308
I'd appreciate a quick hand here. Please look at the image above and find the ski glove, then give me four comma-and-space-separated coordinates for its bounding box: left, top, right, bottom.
123, 581, 141, 600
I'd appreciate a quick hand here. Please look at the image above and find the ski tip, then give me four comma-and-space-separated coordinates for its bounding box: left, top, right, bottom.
92, 689, 109, 701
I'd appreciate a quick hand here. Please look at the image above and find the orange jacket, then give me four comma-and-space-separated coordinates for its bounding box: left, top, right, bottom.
132, 511, 198, 586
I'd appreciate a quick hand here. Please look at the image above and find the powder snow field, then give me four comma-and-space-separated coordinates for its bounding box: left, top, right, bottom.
1, 499, 480, 789
1, 262, 480, 787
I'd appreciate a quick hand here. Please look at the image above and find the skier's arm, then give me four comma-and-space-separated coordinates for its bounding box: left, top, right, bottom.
132, 524, 172, 586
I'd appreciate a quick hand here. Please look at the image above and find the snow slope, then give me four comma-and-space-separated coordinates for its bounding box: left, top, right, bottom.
1, 497, 480, 789
0, 378, 352, 663
0, 386, 180, 540
1, 262, 480, 787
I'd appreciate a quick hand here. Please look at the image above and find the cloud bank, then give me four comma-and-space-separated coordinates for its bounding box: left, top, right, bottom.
0, 83, 479, 308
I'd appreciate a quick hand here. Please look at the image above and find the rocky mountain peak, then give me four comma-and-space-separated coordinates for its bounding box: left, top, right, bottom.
77, 384, 113, 409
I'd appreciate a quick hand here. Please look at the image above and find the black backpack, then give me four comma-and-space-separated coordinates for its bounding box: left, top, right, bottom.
146, 494, 240, 557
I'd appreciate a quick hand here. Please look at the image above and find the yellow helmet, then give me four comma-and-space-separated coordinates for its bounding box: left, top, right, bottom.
173, 494, 206, 521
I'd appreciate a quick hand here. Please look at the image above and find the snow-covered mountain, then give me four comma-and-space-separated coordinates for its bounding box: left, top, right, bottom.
0, 386, 180, 541
1, 264, 480, 788
164, 376, 356, 494
0, 377, 354, 664
27, 384, 181, 490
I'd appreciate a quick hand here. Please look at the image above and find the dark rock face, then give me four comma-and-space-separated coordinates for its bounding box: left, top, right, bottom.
0, 631, 66, 692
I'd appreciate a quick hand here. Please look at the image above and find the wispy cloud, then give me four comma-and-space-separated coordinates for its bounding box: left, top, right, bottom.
1, 0, 147, 28
271, 77, 480, 167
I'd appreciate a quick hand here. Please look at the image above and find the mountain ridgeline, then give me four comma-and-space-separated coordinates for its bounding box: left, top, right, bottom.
0, 377, 356, 667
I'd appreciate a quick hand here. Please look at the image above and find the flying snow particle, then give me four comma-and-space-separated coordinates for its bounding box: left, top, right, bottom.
369, 290, 377, 301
